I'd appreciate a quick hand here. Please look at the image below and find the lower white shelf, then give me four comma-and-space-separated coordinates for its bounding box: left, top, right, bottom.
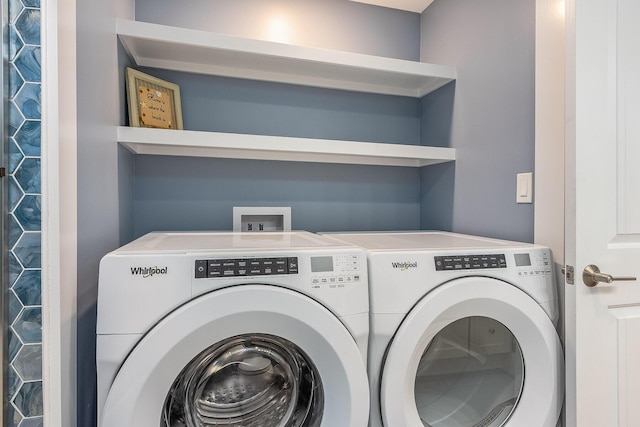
117, 127, 455, 168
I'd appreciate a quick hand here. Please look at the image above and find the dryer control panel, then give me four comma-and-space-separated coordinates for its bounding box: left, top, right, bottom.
435, 254, 507, 271
434, 250, 552, 276
194, 257, 298, 278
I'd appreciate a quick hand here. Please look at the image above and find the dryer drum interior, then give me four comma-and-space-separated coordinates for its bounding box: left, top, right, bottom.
414, 316, 524, 427
162, 334, 324, 427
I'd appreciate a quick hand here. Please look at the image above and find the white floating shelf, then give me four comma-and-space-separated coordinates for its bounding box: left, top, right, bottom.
117, 19, 456, 97
118, 127, 455, 168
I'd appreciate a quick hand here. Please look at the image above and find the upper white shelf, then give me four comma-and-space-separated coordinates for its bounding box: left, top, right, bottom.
118, 127, 455, 168
116, 19, 457, 98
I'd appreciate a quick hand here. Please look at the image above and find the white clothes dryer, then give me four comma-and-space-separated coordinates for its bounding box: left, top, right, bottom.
96, 231, 370, 427
325, 231, 564, 427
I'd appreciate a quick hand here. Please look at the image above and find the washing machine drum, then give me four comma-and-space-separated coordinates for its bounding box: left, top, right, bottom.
100, 285, 369, 427
381, 277, 564, 427
163, 334, 323, 427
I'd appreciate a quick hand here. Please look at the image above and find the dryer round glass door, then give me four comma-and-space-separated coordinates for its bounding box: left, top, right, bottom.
380, 277, 563, 427
99, 285, 369, 427
162, 334, 323, 427
414, 316, 524, 426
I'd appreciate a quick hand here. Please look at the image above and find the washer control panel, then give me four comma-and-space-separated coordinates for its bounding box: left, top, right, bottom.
435, 254, 507, 271
194, 257, 298, 278
310, 254, 362, 288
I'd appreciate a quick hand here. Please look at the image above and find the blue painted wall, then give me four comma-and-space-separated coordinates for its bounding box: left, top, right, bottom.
420, 0, 535, 242
133, 156, 421, 236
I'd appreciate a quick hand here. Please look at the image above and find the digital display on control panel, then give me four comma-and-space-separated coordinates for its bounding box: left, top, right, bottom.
514, 253, 531, 267
311, 256, 334, 273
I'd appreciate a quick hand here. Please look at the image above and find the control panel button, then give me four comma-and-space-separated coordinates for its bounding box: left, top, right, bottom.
208, 269, 223, 278
288, 257, 299, 274
195, 260, 208, 278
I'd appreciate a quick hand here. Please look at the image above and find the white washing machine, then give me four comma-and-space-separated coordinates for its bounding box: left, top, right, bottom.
325, 231, 564, 427
96, 231, 370, 427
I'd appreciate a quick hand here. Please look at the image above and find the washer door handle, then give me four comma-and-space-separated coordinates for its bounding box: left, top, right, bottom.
582, 264, 637, 287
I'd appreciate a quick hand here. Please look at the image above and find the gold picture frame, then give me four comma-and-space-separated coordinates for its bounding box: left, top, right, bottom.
126, 67, 183, 130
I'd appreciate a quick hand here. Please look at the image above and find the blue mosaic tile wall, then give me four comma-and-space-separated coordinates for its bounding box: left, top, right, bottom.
7, 0, 43, 425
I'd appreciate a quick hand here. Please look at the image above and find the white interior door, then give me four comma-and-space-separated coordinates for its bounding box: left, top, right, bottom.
565, 0, 640, 426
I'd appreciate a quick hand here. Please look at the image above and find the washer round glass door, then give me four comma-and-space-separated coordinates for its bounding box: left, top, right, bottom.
100, 285, 369, 427
163, 334, 323, 427
381, 277, 563, 427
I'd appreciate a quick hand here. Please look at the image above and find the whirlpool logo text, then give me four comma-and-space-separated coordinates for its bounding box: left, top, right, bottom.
391, 261, 418, 271
131, 266, 168, 278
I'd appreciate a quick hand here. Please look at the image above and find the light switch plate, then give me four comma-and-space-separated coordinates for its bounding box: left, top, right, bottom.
516, 172, 533, 203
